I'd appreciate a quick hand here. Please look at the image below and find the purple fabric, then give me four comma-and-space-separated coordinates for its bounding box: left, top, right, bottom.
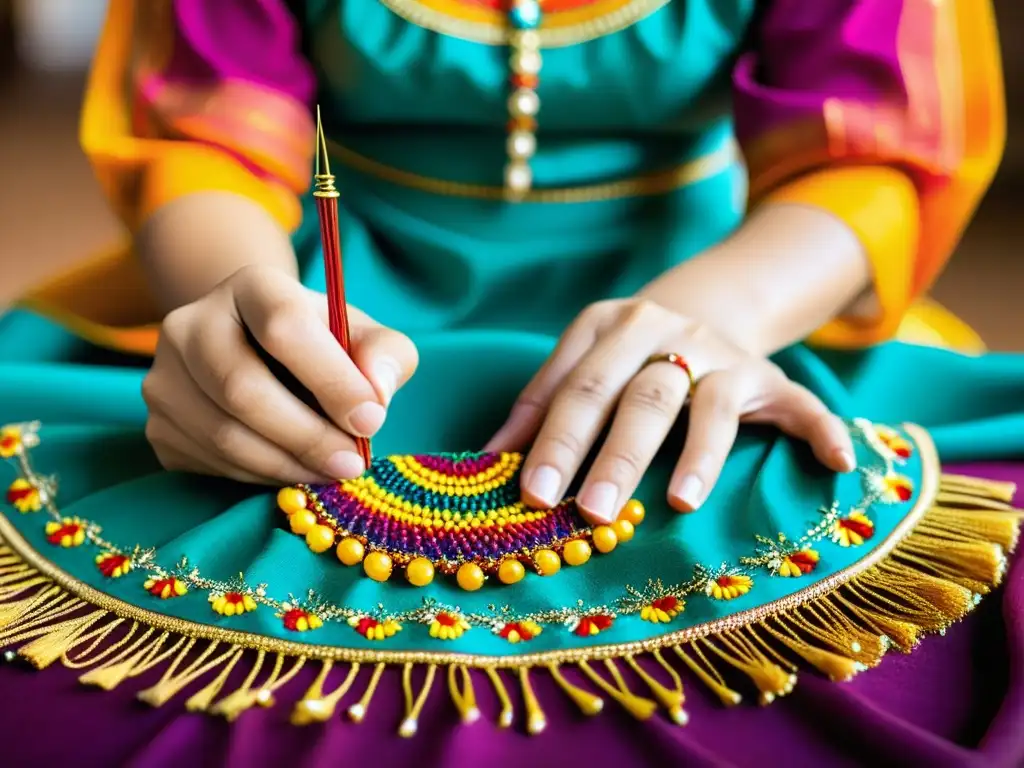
732, 0, 906, 144
163, 0, 313, 101
2, 462, 1021, 768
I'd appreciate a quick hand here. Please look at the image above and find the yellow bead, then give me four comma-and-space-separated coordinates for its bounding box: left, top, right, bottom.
592, 525, 618, 554
456, 563, 485, 592
612, 519, 635, 543
305, 525, 336, 553
277, 487, 308, 516
497, 559, 526, 585
619, 499, 646, 526
289, 509, 317, 535
364, 552, 394, 582
406, 557, 435, 587
534, 549, 561, 576
563, 539, 592, 567
335, 538, 365, 566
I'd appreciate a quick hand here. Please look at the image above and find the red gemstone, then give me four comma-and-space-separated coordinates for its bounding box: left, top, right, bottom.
510, 73, 539, 89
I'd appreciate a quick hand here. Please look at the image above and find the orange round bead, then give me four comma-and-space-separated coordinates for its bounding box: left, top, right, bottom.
534, 549, 561, 576
563, 539, 592, 566
592, 525, 618, 554
406, 557, 435, 587
619, 499, 646, 526
498, 559, 526, 585
277, 487, 308, 516
457, 563, 486, 591
611, 519, 635, 543
364, 552, 393, 582
305, 525, 336, 553
336, 537, 365, 566
289, 509, 317, 535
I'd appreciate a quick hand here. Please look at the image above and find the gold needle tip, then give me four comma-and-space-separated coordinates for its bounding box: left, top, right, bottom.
315, 104, 331, 178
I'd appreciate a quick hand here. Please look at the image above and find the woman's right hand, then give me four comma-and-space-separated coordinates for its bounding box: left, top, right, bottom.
142, 264, 418, 484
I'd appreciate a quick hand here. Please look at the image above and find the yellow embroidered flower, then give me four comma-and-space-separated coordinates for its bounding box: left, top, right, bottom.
6, 479, 41, 513
832, 511, 875, 547
876, 426, 913, 460
0, 426, 22, 458
640, 596, 684, 623
144, 576, 188, 599
95, 552, 132, 578
777, 549, 820, 578
282, 606, 324, 632
428, 611, 470, 640
210, 591, 258, 616
870, 472, 914, 504
44, 517, 86, 547
497, 620, 542, 643
707, 573, 753, 601
348, 615, 401, 640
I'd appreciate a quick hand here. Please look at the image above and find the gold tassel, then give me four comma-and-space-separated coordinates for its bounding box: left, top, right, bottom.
0, 585, 64, 629
399, 663, 437, 737
485, 667, 513, 729
182, 648, 245, 712
16, 610, 106, 669
761, 622, 864, 682
940, 474, 1018, 503
348, 662, 385, 723
137, 639, 224, 707
577, 659, 658, 721
672, 644, 742, 706
60, 618, 126, 668
78, 627, 162, 690
518, 666, 548, 735
830, 592, 921, 653
898, 537, 1007, 587
919, 507, 1020, 551
208, 649, 270, 721
625, 652, 687, 725
447, 664, 481, 724
292, 661, 361, 725
700, 633, 796, 706
547, 663, 604, 716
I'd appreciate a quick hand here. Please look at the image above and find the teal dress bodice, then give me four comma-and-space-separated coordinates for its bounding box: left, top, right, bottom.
296, 0, 755, 337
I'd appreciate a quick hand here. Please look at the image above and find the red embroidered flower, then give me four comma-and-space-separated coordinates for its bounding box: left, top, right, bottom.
832, 511, 875, 547
427, 611, 469, 640
641, 596, 683, 623
707, 574, 753, 601
283, 607, 324, 632
877, 426, 913, 459
778, 549, 820, 578
6, 479, 41, 513
0, 427, 22, 459
497, 621, 542, 643
210, 591, 257, 616
144, 576, 187, 599
44, 517, 86, 547
871, 473, 914, 503
95, 552, 132, 578
572, 614, 614, 637
347, 615, 398, 640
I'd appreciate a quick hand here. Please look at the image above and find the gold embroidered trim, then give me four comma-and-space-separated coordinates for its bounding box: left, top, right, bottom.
375, 0, 672, 47
0, 425, 946, 664
326, 137, 737, 203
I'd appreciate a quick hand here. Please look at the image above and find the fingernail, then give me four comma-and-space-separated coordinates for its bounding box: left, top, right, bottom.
325, 450, 365, 480
835, 449, 856, 473
347, 402, 386, 436
373, 359, 401, 405
578, 482, 619, 524
526, 465, 561, 507
672, 475, 705, 511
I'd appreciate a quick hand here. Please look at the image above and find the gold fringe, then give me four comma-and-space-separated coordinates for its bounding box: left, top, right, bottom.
399, 662, 437, 737
447, 664, 481, 724
292, 660, 361, 725
0, 472, 1016, 735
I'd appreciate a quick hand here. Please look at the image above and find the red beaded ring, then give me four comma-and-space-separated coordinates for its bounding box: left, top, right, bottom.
644, 352, 698, 398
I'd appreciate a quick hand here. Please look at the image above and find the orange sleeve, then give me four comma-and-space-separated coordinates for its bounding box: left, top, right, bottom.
738, 0, 1005, 348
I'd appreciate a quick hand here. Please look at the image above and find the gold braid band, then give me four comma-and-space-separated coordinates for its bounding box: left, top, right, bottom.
644, 352, 698, 398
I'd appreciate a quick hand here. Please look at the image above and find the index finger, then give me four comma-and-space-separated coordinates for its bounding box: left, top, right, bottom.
234, 274, 384, 437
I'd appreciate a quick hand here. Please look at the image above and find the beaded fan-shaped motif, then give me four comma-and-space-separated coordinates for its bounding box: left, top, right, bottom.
277, 452, 644, 590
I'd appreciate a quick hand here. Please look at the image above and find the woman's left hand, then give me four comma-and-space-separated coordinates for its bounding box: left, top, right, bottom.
484, 298, 856, 525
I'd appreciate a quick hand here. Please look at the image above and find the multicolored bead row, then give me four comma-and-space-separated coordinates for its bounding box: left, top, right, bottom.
277, 451, 646, 591
504, 0, 542, 199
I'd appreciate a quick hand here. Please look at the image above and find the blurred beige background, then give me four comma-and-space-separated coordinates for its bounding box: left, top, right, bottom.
0, 0, 1021, 350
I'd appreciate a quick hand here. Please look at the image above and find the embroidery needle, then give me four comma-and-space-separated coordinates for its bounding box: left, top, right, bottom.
313, 105, 372, 468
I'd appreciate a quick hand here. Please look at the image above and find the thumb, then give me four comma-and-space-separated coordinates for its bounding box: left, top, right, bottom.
349, 309, 419, 406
